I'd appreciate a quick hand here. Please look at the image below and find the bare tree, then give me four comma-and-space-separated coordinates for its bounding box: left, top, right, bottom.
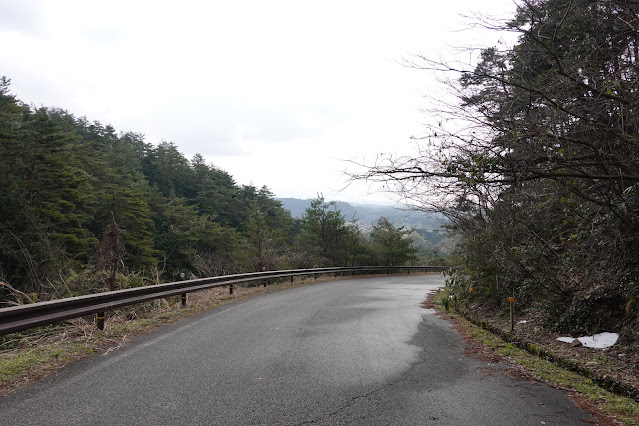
350, 0, 639, 334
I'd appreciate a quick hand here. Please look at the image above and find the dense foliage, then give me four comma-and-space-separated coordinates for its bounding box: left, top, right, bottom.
356, 0, 639, 341
0, 80, 424, 304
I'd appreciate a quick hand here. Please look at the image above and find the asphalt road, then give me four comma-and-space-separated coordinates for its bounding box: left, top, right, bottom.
1, 275, 593, 425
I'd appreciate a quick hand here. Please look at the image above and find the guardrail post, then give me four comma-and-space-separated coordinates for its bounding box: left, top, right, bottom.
264, 280, 267, 288
181, 293, 187, 306
229, 284, 233, 295
290, 276, 294, 283
96, 312, 105, 330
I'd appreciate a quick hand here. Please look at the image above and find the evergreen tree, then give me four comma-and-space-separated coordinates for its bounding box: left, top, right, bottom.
98, 184, 158, 272
191, 155, 239, 225
19, 109, 96, 265
242, 206, 286, 271
368, 217, 418, 266
299, 195, 361, 266
143, 141, 192, 198
150, 194, 240, 277
0, 78, 46, 291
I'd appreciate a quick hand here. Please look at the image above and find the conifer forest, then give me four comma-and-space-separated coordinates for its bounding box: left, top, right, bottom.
0, 78, 426, 304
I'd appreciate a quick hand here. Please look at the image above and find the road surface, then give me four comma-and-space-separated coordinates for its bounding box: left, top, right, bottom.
0, 274, 593, 425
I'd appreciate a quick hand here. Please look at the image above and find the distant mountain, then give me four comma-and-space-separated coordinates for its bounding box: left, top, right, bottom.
276, 198, 445, 230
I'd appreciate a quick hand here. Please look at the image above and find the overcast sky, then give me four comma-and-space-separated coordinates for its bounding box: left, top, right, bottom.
1, 0, 516, 204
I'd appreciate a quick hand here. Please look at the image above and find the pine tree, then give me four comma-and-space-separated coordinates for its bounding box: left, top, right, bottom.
369, 217, 417, 266
299, 196, 361, 266
17, 108, 96, 267
143, 141, 193, 198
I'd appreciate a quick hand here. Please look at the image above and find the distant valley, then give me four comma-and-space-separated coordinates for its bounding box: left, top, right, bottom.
276, 198, 445, 231
276, 198, 451, 256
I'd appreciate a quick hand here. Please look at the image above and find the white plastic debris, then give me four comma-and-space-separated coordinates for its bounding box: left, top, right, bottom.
517, 320, 528, 324
556, 332, 619, 349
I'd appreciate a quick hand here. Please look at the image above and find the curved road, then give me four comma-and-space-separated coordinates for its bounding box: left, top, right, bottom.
1, 275, 592, 425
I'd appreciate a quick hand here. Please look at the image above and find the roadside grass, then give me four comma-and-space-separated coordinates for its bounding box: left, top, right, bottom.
432, 289, 639, 425
0, 341, 98, 384
1, 273, 424, 395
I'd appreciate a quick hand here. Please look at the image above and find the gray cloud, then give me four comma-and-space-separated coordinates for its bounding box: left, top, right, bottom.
0, 0, 516, 204
0, 1, 46, 35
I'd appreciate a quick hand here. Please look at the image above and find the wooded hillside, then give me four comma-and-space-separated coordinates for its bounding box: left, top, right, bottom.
0, 80, 429, 304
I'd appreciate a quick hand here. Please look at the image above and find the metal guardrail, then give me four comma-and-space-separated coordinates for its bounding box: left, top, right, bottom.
0, 266, 446, 335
